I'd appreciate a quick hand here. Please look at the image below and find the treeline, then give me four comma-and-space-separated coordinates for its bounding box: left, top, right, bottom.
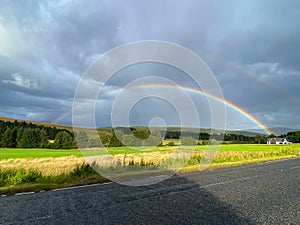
285, 131, 300, 143
165, 130, 267, 144
3, 120, 297, 149
104, 128, 270, 146
0, 121, 164, 149
0, 120, 76, 149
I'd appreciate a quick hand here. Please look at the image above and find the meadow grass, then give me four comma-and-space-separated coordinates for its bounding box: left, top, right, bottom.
0, 144, 299, 194
0, 164, 109, 195
0, 156, 86, 176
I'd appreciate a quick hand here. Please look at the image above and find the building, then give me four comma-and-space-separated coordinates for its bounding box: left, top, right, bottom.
267, 138, 291, 144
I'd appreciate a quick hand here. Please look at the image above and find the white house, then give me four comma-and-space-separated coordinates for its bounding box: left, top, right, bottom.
267, 138, 291, 144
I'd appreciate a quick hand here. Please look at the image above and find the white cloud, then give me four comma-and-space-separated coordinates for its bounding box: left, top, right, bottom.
83, 53, 104, 66
0, 22, 14, 57
247, 62, 280, 76
246, 62, 300, 82
26, 111, 53, 121
3, 73, 38, 89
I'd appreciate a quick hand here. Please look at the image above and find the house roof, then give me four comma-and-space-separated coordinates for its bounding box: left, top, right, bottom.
267, 138, 287, 142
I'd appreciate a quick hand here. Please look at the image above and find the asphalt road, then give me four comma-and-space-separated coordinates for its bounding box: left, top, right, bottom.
0, 158, 299, 225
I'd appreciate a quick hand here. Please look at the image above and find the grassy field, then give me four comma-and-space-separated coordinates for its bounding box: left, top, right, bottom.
0, 164, 109, 195
0, 144, 299, 194
0, 148, 82, 160
0, 146, 173, 160
0, 144, 299, 176
195, 144, 300, 152
1, 144, 299, 167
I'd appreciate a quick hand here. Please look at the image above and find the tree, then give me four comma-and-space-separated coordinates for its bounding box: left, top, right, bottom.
122, 134, 142, 147
109, 130, 124, 147
99, 133, 112, 147
47, 127, 58, 140
254, 135, 267, 144
132, 127, 151, 140
16, 127, 25, 148
76, 131, 89, 148
88, 138, 102, 148
54, 131, 76, 149
142, 135, 162, 146
40, 129, 49, 148
268, 133, 276, 138
286, 131, 300, 143
0, 119, 80, 148
180, 136, 197, 146
1, 127, 17, 148
167, 141, 176, 146
18, 128, 40, 148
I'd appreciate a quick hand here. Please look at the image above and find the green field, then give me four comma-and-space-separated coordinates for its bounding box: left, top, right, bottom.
0, 146, 172, 160
0, 148, 83, 160
195, 144, 300, 152
0, 144, 299, 160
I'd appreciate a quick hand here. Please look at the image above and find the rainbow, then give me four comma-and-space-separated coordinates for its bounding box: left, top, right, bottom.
52, 84, 273, 135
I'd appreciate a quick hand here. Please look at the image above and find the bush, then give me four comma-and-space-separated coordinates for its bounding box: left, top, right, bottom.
70, 164, 96, 179
187, 154, 202, 165
180, 136, 197, 146
0, 169, 43, 186
0, 164, 98, 187
167, 141, 176, 146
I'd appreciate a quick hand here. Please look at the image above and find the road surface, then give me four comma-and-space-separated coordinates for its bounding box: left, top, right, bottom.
0, 158, 299, 225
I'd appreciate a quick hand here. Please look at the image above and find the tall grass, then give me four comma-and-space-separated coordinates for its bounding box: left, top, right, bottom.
0, 156, 86, 176
0, 169, 42, 186
0, 164, 108, 189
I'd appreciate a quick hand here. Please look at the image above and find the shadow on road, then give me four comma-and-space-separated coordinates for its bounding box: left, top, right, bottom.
0, 174, 255, 225
96, 175, 255, 225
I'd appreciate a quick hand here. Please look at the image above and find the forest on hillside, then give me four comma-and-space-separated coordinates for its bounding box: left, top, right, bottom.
0, 120, 76, 149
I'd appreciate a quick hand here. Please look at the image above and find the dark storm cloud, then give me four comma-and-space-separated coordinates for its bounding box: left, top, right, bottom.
0, 0, 299, 129
215, 0, 300, 70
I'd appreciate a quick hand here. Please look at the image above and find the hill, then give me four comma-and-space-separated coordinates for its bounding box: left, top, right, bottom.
0, 116, 74, 131
0, 116, 267, 137
245, 127, 299, 136
108, 126, 263, 137
0, 116, 110, 138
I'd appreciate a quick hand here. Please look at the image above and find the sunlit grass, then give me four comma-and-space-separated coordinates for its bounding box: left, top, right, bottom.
0, 164, 109, 195
195, 144, 300, 152
0, 144, 299, 177
0, 156, 85, 176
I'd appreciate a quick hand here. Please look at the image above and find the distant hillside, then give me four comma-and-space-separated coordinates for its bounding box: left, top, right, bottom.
0, 116, 266, 137
156, 127, 262, 137
103, 126, 263, 137
245, 127, 299, 136
0, 116, 74, 131
223, 130, 264, 137
0, 116, 111, 137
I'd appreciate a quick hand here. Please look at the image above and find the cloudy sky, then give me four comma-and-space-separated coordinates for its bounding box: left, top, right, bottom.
0, 0, 299, 131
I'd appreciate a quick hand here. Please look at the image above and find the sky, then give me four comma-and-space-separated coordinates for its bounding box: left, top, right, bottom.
0, 0, 300, 131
